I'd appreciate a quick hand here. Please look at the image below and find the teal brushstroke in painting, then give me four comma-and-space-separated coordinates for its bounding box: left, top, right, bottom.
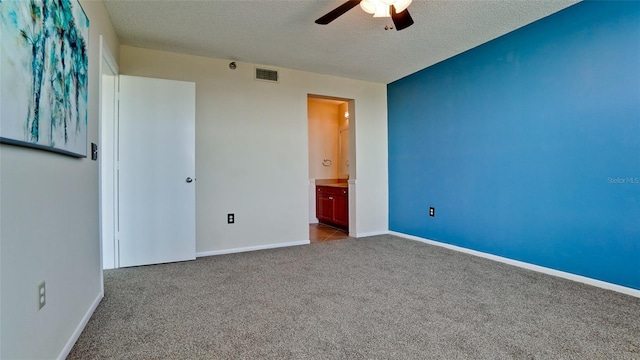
14, 0, 88, 145
8, 10, 17, 26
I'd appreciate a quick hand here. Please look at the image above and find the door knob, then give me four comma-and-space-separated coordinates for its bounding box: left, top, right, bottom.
186, 177, 193, 183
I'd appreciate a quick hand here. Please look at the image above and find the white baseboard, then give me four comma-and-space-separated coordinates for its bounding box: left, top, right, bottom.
389, 231, 640, 298
196, 240, 310, 257
356, 230, 389, 238
57, 291, 104, 360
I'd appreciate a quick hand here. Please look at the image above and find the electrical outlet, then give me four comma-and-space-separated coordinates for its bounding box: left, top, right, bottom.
227, 213, 235, 224
37, 281, 46, 310
429, 207, 435, 217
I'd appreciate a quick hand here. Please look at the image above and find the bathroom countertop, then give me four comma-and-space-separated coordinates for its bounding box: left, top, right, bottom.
318, 183, 348, 188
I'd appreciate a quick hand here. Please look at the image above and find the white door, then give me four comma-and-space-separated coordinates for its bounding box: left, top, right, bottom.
118, 75, 196, 267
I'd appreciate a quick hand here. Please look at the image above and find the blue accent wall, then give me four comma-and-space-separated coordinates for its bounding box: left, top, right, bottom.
388, 1, 640, 290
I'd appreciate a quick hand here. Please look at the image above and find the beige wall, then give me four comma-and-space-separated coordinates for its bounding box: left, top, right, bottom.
308, 99, 340, 180
0, 1, 119, 358
119, 45, 389, 252
338, 102, 350, 178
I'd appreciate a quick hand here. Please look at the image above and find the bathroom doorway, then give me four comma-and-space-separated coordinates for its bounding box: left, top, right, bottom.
307, 95, 355, 242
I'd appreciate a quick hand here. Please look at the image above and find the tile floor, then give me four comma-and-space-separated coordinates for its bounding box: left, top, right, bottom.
309, 223, 350, 243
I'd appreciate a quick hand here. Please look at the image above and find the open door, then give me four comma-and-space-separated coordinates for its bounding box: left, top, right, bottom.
117, 75, 196, 267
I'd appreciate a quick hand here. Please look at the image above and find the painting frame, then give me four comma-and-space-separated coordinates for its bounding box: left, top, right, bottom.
0, 0, 90, 158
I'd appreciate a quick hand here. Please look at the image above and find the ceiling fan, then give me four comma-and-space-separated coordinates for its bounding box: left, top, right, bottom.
315, 0, 414, 31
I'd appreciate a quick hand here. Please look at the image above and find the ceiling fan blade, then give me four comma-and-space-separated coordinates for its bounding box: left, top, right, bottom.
391, 5, 414, 31
315, 0, 362, 25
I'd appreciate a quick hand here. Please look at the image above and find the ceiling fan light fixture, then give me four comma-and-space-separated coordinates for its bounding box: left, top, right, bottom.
365, 0, 413, 18
360, 0, 376, 14
392, 0, 413, 13
315, 0, 414, 30
373, 2, 391, 17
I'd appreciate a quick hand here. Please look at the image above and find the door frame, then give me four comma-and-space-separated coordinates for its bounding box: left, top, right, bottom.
99, 36, 119, 274
307, 94, 356, 237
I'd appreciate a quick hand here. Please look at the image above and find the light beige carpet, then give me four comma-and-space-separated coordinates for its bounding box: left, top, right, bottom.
68, 235, 640, 359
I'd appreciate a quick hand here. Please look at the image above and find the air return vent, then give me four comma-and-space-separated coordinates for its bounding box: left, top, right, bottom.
255, 68, 279, 83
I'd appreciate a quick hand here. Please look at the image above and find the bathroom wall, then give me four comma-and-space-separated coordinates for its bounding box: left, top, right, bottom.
338, 102, 350, 178
308, 98, 340, 180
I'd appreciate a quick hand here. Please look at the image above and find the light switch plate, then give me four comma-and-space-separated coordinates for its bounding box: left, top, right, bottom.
91, 143, 98, 161
37, 281, 46, 310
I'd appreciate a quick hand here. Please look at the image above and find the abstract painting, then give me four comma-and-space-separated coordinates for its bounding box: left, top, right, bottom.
1, 0, 89, 157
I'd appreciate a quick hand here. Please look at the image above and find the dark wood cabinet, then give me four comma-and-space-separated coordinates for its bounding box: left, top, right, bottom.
332, 193, 348, 225
316, 185, 348, 230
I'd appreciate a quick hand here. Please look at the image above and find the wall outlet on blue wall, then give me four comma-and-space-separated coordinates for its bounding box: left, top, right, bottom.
429, 207, 435, 217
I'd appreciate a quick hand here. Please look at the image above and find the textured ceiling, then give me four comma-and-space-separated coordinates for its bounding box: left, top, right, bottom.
103, 0, 579, 84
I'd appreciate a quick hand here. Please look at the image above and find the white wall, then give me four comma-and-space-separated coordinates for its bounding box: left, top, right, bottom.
119, 46, 388, 252
0, 1, 119, 358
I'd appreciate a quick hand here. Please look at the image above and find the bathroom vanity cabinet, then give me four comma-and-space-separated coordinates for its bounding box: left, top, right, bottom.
316, 185, 348, 230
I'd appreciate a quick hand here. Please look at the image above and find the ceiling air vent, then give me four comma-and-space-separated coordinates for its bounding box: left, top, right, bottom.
255, 68, 279, 83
